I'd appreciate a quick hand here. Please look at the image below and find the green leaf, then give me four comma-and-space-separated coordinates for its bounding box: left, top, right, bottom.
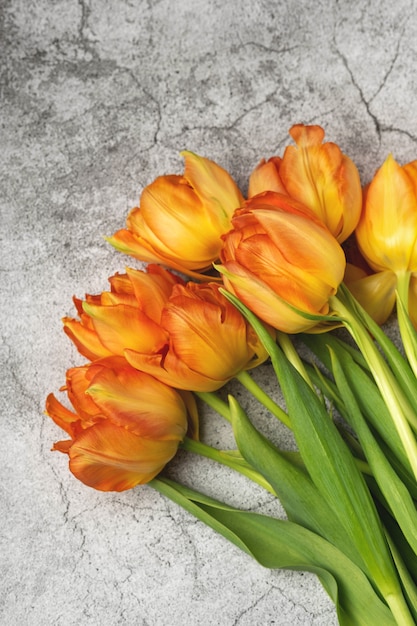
221, 290, 403, 601
303, 333, 413, 477
396, 285, 417, 381
329, 348, 417, 561
228, 394, 366, 572
336, 284, 417, 420
150, 477, 396, 626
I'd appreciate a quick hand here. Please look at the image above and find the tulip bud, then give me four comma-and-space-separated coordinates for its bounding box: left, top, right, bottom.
218, 192, 346, 333
45, 357, 190, 491
107, 152, 244, 278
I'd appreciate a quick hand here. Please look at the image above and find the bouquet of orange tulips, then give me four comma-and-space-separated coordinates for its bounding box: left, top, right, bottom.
46, 125, 417, 625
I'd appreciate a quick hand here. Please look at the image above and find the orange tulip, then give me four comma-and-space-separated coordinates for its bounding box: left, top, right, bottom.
107, 152, 244, 278
125, 281, 270, 391
248, 125, 362, 243
45, 357, 190, 491
63, 264, 183, 361
219, 192, 346, 333
64, 266, 266, 392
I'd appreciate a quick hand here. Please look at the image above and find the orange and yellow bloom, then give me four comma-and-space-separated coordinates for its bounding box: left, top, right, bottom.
351, 154, 417, 325
63, 266, 268, 392
219, 192, 346, 333
45, 357, 189, 491
107, 151, 244, 278
249, 125, 362, 243
356, 154, 417, 274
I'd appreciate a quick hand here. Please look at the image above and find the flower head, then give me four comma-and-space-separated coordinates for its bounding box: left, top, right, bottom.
249, 125, 362, 243
356, 154, 417, 273
45, 357, 190, 491
107, 152, 244, 278
219, 192, 346, 333
63, 266, 267, 392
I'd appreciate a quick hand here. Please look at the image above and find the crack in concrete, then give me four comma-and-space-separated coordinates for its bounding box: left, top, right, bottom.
331, 35, 382, 142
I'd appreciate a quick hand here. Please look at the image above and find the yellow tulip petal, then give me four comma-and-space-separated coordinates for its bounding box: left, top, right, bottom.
345, 268, 397, 325
181, 150, 244, 224
125, 348, 225, 392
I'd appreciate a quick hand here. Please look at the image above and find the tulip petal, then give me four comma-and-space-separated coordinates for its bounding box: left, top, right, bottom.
125, 348, 226, 392
69, 421, 180, 491
140, 177, 225, 264
344, 268, 397, 325
162, 287, 252, 380
82, 302, 168, 355
181, 150, 244, 224
125, 265, 183, 323
63, 317, 113, 361
219, 263, 322, 333
86, 363, 187, 440
248, 157, 286, 197
45, 393, 79, 436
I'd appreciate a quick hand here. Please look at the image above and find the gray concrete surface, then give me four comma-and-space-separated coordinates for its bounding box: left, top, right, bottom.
2, 0, 417, 624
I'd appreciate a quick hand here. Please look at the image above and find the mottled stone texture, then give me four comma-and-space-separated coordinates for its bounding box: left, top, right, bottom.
1, 0, 416, 624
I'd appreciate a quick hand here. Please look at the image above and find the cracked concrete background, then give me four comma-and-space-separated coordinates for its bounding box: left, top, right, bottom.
2, 0, 417, 624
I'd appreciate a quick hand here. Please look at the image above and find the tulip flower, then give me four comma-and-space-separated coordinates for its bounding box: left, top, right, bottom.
64, 266, 267, 392
354, 154, 417, 329
63, 264, 183, 362
248, 125, 362, 243
45, 357, 190, 491
218, 192, 346, 333
107, 151, 244, 278
125, 281, 270, 391
356, 154, 417, 274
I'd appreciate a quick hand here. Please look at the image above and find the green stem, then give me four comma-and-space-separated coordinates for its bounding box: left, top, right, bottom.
396, 271, 417, 380
385, 528, 417, 624
180, 437, 276, 495
330, 291, 417, 483
384, 592, 416, 626
195, 391, 231, 422
236, 370, 291, 429
396, 270, 411, 311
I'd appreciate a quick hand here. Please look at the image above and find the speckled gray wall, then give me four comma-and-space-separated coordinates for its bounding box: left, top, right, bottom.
2, 1, 416, 624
